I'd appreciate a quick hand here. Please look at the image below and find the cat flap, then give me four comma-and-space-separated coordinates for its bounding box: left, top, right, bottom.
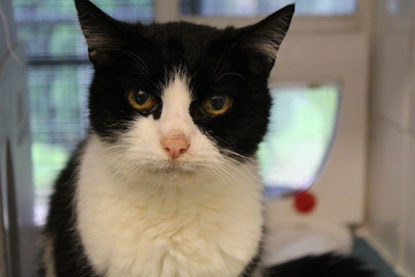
234, 4, 295, 75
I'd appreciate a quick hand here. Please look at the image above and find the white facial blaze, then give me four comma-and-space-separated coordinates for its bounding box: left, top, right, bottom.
159, 74, 194, 138
102, 72, 222, 174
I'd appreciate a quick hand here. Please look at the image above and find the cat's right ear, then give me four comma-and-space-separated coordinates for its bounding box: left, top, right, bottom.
74, 0, 124, 65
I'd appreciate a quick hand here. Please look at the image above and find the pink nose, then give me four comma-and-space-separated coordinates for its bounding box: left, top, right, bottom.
160, 135, 190, 159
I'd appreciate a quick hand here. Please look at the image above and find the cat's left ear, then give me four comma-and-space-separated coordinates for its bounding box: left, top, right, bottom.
235, 4, 295, 74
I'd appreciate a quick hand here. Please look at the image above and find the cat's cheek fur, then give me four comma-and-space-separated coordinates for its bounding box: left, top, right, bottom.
76, 135, 264, 276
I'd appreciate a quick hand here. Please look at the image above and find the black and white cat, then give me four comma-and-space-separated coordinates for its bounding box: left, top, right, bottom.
40, 1, 375, 276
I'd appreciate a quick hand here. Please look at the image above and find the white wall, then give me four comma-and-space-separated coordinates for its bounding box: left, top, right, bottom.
367, 0, 415, 275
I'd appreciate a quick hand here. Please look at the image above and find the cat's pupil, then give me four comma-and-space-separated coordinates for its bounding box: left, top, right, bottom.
210, 96, 226, 110
134, 91, 149, 105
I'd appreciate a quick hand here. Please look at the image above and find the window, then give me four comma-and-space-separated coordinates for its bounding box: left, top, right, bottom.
28, 65, 91, 224
180, 0, 357, 16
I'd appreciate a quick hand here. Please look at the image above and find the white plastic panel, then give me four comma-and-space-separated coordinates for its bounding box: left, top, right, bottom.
367, 120, 406, 264
265, 32, 368, 225
366, 0, 415, 274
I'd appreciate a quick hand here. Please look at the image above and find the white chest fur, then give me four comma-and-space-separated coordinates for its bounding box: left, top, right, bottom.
76, 137, 264, 277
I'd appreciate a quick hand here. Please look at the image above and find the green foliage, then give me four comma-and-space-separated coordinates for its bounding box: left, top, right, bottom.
31, 142, 68, 189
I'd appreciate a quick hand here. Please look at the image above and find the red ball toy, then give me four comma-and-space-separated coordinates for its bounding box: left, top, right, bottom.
294, 191, 316, 214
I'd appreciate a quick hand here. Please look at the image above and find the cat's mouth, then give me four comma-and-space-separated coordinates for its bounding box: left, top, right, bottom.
152, 160, 200, 176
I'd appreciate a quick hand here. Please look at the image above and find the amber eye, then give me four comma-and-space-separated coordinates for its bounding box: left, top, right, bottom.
128, 89, 157, 112
202, 95, 232, 116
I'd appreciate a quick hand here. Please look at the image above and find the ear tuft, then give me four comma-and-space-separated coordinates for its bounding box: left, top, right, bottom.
74, 0, 123, 64
237, 4, 295, 74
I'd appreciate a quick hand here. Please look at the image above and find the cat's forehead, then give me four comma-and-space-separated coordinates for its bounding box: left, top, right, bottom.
146, 22, 228, 44
122, 23, 236, 92
137, 22, 234, 61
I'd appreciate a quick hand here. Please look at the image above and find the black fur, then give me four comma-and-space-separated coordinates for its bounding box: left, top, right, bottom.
240, 251, 262, 277
265, 253, 376, 277
41, 141, 99, 277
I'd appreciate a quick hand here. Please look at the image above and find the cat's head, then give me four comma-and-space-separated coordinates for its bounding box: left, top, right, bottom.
75, 0, 294, 176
